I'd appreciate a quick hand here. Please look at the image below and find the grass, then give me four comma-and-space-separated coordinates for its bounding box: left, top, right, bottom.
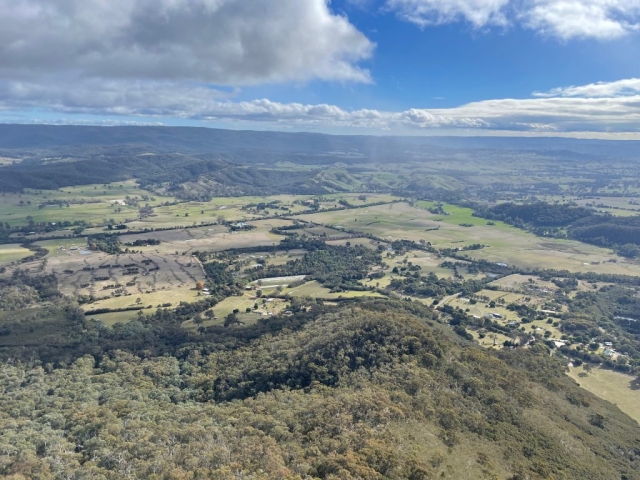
83, 286, 202, 312
326, 237, 378, 248
182, 293, 287, 329
470, 329, 512, 350
299, 202, 640, 277
0, 244, 32, 265
0, 190, 397, 232
416, 201, 500, 227
36, 238, 89, 258
282, 280, 385, 300
0, 181, 176, 228
567, 367, 640, 424
401, 250, 459, 278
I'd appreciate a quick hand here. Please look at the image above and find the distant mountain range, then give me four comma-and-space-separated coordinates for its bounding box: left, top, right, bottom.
1, 124, 639, 160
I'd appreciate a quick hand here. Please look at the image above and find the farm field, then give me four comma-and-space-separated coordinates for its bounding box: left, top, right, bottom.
44, 250, 205, 301
238, 250, 306, 268
182, 292, 286, 330
85, 286, 202, 312
0, 181, 176, 227
488, 274, 559, 293
568, 367, 640, 424
0, 187, 401, 231
325, 237, 379, 248
299, 202, 640, 276
119, 219, 289, 254
0, 244, 32, 265
400, 250, 473, 279
282, 280, 385, 300
36, 238, 89, 258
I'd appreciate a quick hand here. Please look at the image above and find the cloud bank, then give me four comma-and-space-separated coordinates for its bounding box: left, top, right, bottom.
384, 0, 640, 39
3, 78, 639, 134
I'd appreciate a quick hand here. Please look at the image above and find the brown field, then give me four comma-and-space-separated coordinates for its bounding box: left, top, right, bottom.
119, 220, 288, 255
45, 250, 206, 302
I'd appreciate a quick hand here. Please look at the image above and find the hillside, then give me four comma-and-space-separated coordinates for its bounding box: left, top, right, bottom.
1, 300, 638, 479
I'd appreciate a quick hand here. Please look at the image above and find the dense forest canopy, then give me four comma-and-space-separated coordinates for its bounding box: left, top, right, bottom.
487, 203, 595, 227
1, 302, 639, 479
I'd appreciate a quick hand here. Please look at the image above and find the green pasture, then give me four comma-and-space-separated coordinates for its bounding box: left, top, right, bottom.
0, 244, 32, 265
83, 286, 201, 313
568, 367, 640, 424
416, 201, 502, 227
283, 280, 384, 300
300, 202, 640, 276
182, 293, 287, 329
35, 238, 88, 258
0, 180, 176, 227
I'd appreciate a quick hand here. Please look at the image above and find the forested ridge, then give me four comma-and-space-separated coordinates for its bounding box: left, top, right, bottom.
1, 301, 639, 479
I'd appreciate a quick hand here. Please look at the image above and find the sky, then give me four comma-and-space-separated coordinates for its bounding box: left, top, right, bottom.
1, 0, 640, 138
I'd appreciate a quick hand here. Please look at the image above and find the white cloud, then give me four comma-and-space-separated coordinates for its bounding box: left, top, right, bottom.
2, 77, 640, 134
534, 78, 640, 97
382, 0, 640, 39
525, 0, 640, 40
384, 0, 511, 27
0, 0, 374, 85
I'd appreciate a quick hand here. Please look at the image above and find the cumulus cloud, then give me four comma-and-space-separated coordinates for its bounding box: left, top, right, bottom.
525, 0, 640, 40
0, 0, 374, 84
2, 77, 639, 134
382, 0, 640, 39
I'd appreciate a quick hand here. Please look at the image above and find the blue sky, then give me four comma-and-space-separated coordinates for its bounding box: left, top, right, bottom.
244, 1, 640, 110
1, 0, 640, 137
